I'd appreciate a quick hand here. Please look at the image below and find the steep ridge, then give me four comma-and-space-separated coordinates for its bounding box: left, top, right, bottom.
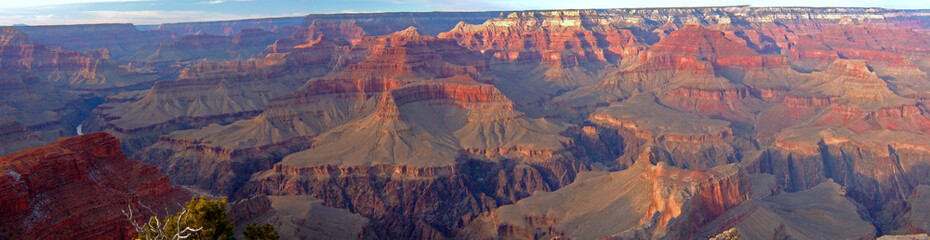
588, 94, 756, 170
898, 185, 930, 234
647, 24, 759, 58
0, 132, 190, 239
746, 57, 930, 226
746, 55, 930, 217
458, 159, 749, 239
699, 181, 877, 239
745, 127, 930, 232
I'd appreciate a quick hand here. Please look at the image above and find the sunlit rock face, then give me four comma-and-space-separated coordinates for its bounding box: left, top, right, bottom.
5, 6, 930, 239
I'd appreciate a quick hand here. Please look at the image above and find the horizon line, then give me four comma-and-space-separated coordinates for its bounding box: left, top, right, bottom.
5, 5, 928, 27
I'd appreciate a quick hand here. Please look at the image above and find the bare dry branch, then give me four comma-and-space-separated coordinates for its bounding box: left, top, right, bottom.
123, 201, 202, 240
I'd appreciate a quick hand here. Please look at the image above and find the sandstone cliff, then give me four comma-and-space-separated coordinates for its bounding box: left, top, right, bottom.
0, 132, 190, 239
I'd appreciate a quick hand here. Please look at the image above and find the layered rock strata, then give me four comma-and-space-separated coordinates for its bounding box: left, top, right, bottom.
0, 132, 190, 239
458, 160, 749, 239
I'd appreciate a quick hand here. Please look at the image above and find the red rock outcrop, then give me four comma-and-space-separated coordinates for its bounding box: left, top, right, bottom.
646, 24, 791, 78
649, 24, 758, 58
0, 132, 189, 239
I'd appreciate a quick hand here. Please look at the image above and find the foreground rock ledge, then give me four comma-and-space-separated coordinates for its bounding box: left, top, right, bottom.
0, 132, 190, 240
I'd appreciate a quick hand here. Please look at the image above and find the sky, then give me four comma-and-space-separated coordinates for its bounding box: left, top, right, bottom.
1, 0, 929, 26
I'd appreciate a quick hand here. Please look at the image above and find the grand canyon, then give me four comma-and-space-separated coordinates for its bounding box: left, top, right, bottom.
3, 5, 930, 240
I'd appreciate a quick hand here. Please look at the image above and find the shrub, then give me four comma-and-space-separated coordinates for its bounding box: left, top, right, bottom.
243, 223, 279, 240
125, 197, 234, 240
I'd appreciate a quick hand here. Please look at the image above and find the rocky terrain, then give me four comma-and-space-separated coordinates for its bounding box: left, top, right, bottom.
134, 30, 590, 238
4, 6, 930, 239
458, 159, 750, 239
0, 133, 189, 239
699, 180, 877, 239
